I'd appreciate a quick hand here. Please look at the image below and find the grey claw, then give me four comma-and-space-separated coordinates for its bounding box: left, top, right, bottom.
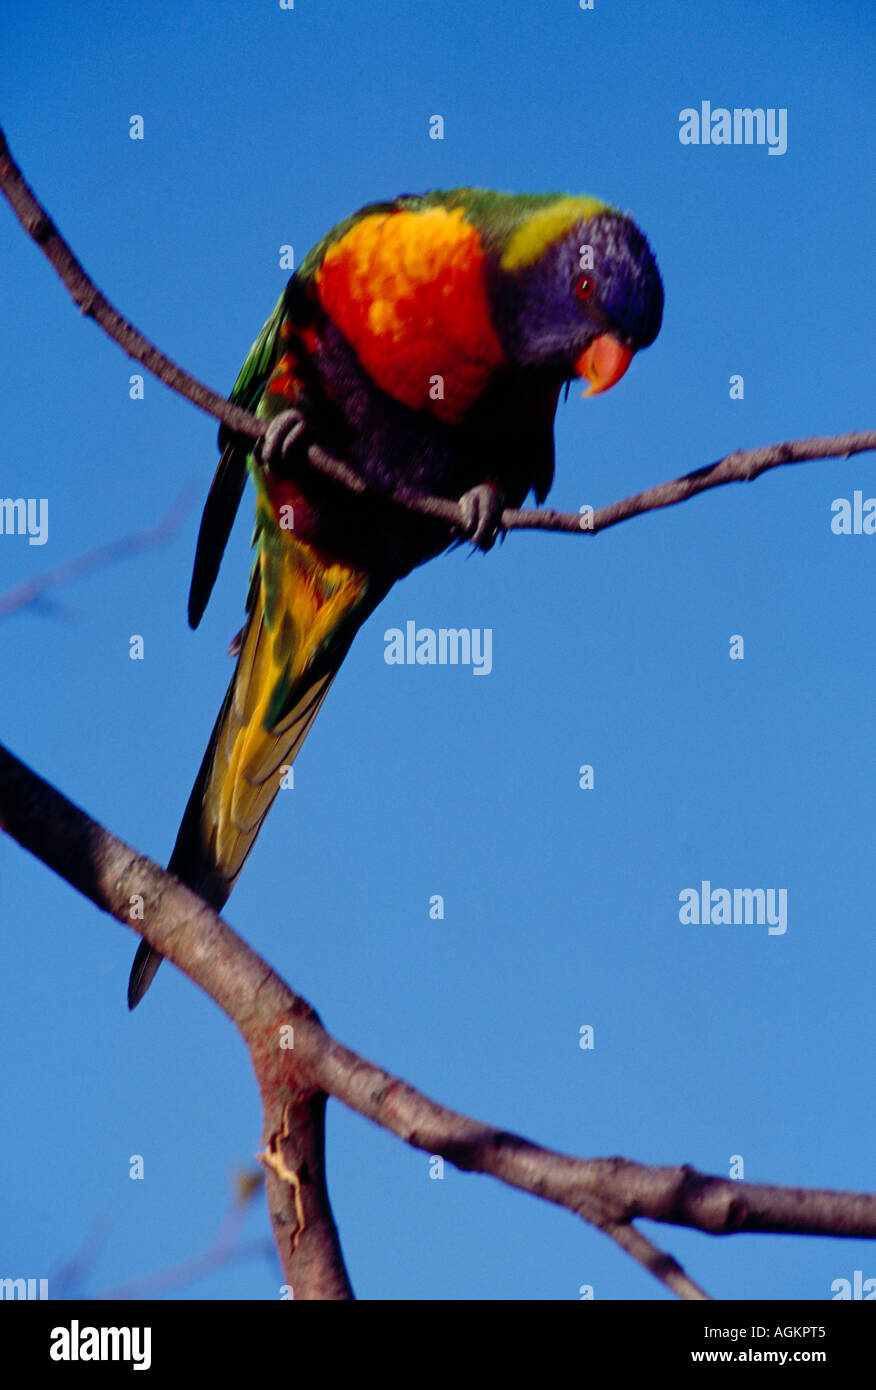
260, 409, 306, 469
457, 483, 505, 552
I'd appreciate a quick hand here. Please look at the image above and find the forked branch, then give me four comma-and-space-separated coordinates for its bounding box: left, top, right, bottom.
1, 741, 874, 1300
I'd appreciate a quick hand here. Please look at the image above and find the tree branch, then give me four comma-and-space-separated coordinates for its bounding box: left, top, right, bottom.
0, 739, 352, 1301
0, 126, 258, 440
2, 739, 873, 1299
2, 124, 873, 546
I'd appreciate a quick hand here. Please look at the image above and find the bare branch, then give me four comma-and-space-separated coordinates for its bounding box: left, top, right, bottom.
2, 739, 873, 1299
0, 739, 353, 1302
2, 124, 872, 548
50, 1177, 274, 1300
509, 430, 876, 537
0, 126, 258, 439
94, 1180, 274, 1301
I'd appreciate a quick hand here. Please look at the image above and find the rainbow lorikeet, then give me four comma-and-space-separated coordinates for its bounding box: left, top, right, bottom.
127, 187, 663, 1006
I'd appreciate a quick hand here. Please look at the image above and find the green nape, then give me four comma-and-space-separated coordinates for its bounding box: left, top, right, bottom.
410, 188, 609, 267
295, 188, 611, 280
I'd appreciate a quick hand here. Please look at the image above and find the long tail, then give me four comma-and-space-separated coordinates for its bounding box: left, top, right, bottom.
128, 539, 388, 1008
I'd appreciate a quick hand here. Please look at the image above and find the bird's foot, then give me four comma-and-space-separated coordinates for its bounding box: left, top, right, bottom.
456, 482, 505, 552
259, 409, 307, 470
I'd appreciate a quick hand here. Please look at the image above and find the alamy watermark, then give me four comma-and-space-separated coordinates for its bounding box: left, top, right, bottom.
679, 102, 788, 156
1, 1275, 48, 1299
384, 622, 492, 675
50, 1321, 151, 1370
0, 497, 48, 545
679, 880, 787, 935
830, 491, 876, 535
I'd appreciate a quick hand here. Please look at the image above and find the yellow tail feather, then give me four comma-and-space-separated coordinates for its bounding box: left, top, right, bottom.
128, 535, 383, 1008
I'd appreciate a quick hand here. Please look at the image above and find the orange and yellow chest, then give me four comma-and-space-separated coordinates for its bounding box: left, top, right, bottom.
313, 206, 506, 425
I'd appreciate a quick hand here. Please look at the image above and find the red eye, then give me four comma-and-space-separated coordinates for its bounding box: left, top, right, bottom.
575, 274, 596, 301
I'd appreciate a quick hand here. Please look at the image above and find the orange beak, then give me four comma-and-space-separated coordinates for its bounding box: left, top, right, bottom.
575, 334, 634, 396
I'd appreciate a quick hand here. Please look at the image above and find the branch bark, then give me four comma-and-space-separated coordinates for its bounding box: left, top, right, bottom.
2, 740, 874, 1300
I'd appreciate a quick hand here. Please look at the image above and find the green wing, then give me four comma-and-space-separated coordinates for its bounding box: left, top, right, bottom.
188, 293, 287, 629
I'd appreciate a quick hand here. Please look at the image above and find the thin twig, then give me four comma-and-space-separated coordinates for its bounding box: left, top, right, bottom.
602, 1221, 710, 1301
94, 1188, 272, 1301
0, 485, 196, 619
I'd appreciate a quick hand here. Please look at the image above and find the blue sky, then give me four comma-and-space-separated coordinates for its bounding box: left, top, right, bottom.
1, 0, 873, 1301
